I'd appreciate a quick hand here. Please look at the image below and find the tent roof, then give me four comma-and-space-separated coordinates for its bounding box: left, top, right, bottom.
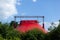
16, 20, 47, 33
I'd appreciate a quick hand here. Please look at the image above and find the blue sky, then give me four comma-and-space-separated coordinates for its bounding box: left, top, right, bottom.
0, 0, 60, 30
16, 0, 60, 22
16, 0, 60, 30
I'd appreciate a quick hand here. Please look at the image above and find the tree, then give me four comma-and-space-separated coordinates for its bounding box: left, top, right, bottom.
48, 20, 60, 40
48, 22, 57, 31
0, 23, 21, 40
10, 21, 18, 28
20, 29, 45, 40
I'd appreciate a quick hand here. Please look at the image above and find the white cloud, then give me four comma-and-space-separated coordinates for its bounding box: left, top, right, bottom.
39, 22, 51, 27
39, 21, 59, 31
0, 0, 21, 19
45, 21, 59, 31
54, 22, 59, 27
32, 0, 37, 2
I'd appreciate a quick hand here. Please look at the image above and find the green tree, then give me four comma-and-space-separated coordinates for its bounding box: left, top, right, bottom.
48, 20, 60, 40
20, 29, 45, 40
48, 22, 57, 31
0, 22, 21, 40
10, 21, 18, 28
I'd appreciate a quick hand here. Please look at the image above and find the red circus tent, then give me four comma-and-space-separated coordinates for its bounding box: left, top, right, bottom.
16, 20, 47, 33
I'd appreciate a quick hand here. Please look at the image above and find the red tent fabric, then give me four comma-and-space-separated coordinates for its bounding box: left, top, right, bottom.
16, 20, 47, 33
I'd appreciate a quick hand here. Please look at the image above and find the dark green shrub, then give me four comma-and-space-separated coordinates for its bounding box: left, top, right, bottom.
20, 29, 45, 40
48, 24, 60, 40
0, 23, 21, 40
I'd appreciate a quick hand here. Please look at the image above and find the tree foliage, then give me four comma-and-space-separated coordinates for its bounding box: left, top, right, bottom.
48, 23, 60, 40
20, 29, 45, 40
0, 22, 21, 40
0, 20, 60, 40
10, 21, 18, 28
